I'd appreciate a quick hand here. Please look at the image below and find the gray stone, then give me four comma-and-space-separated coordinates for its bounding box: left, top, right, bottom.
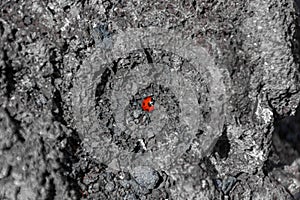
131, 166, 160, 190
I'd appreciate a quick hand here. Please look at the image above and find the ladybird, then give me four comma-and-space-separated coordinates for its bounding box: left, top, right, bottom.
141, 96, 155, 112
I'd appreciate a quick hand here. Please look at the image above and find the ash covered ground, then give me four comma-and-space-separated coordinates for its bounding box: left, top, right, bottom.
1, 0, 300, 199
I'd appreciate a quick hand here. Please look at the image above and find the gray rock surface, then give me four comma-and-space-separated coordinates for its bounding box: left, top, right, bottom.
131, 166, 160, 190
0, 0, 300, 199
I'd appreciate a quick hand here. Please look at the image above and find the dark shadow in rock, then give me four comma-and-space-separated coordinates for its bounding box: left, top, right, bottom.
212, 126, 231, 159
262, 146, 284, 176
49, 61, 83, 198
3, 48, 16, 98
200, 157, 218, 178
272, 103, 300, 166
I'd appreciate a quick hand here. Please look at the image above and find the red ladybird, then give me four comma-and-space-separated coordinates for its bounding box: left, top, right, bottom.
141, 96, 155, 112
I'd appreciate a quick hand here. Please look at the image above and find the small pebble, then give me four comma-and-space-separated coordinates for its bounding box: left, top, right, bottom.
131, 166, 160, 190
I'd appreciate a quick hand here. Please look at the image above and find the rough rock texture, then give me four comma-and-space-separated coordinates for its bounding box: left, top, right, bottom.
0, 0, 300, 199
